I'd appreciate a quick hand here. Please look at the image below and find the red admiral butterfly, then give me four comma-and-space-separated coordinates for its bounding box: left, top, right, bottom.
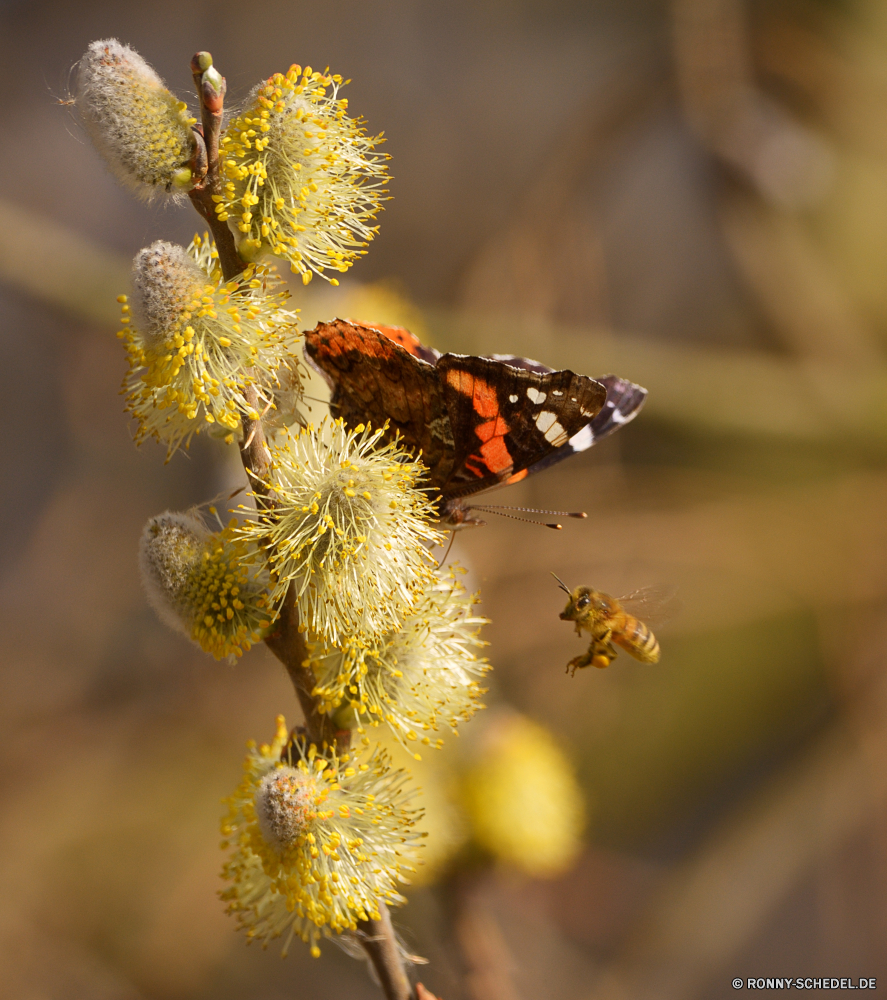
304, 319, 647, 527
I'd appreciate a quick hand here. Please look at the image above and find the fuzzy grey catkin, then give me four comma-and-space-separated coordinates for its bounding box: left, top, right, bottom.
138, 510, 209, 638
131, 242, 206, 344
76, 39, 197, 200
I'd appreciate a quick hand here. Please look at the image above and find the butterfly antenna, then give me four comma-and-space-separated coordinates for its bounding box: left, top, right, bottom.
551, 572, 572, 595
474, 504, 587, 519
437, 531, 457, 569
468, 505, 563, 529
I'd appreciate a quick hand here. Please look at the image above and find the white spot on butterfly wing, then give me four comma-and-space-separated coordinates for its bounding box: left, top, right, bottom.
552, 389, 563, 396
527, 387, 547, 404
567, 424, 595, 452
508, 394, 519, 403
535, 410, 568, 445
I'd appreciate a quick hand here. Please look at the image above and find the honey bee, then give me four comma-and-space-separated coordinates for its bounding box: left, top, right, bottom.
554, 575, 677, 675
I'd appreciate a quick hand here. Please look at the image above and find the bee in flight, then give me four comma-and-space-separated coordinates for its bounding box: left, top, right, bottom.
554, 575, 677, 675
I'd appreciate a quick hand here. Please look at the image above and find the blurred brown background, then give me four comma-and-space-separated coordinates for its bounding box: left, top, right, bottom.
3, 0, 887, 997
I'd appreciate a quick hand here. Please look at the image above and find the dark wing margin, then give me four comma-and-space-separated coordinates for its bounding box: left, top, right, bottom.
584, 375, 647, 443
303, 319, 456, 487
511, 374, 647, 481
485, 353, 551, 375
435, 353, 607, 498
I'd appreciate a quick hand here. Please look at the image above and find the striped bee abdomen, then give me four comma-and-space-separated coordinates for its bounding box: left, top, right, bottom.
613, 615, 660, 663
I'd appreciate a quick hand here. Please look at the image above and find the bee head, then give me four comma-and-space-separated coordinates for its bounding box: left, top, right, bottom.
559, 585, 612, 622
560, 585, 592, 621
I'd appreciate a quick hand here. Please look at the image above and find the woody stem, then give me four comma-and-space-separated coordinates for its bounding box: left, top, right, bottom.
187, 52, 415, 1000
187, 51, 246, 280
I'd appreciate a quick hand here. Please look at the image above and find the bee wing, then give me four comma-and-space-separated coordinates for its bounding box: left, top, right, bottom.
617, 585, 681, 628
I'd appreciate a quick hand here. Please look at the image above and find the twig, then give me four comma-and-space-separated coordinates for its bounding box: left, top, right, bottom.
187, 51, 415, 1000
262, 578, 339, 748
238, 385, 273, 492
453, 873, 521, 1000
358, 907, 415, 1000
187, 51, 246, 280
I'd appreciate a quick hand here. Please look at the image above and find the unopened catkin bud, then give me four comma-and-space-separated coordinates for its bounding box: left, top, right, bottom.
254, 766, 318, 852
132, 241, 205, 344
76, 39, 197, 200
139, 510, 272, 660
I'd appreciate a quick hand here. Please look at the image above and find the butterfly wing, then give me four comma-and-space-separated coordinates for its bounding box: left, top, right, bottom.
305, 323, 641, 513
303, 319, 456, 487
347, 321, 442, 365
435, 353, 607, 498
510, 375, 647, 482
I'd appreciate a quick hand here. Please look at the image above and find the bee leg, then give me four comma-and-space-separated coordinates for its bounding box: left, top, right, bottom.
591, 640, 615, 669
567, 648, 594, 676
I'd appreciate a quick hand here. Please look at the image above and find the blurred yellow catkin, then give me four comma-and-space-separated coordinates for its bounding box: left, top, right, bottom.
462, 711, 586, 878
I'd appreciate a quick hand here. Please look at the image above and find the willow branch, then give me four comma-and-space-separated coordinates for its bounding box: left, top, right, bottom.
187, 57, 331, 747
187, 51, 245, 280
358, 907, 414, 1000
186, 52, 414, 1000
262, 573, 339, 748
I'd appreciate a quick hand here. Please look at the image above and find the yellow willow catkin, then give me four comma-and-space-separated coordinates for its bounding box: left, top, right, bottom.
139, 510, 273, 660
309, 567, 489, 757
220, 717, 422, 957
237, 419, 441, 645
120, 236, 301, 455
76, 39, 197, 199
216, 64, 387, 285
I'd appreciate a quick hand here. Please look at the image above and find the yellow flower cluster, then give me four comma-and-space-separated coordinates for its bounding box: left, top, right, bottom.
76, 39, 197, 199
220, 717, 421, 956
238, 419, 441, 645
310, 568, 489, 756
139, 510, 273, 660
119, 235, 300, 455
215, 65, 388, 284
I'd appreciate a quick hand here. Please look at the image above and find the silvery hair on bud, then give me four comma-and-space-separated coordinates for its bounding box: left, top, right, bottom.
75, 39, 196, 201
139, 511, 209, 637
132, 242, 205, 343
